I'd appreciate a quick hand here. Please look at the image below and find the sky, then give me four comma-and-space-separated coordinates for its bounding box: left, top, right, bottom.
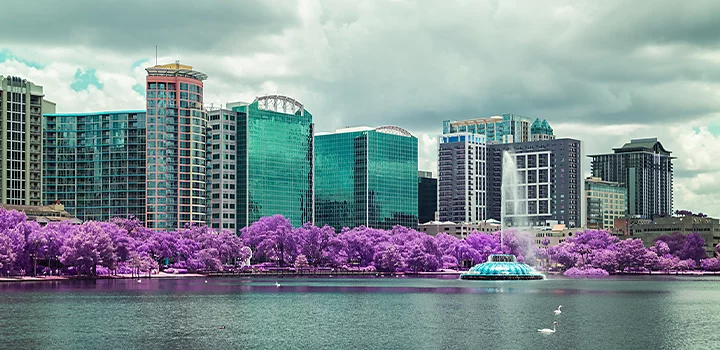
1, 0, 719, 217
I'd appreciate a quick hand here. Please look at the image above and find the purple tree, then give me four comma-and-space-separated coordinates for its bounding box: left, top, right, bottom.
678, 233, 706, 262
241, 215, 297, 266
294, 223, 341, 267
60, 222, 116, 275
701, 258, 720, 271
373, 243, 404, 272
615, 238, 649, 272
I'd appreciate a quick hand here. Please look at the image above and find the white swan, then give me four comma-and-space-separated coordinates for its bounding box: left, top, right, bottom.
275, 281, 280, 288
137, 279, 141, 283
538, 321, 558, 333
554, 305, 563, 315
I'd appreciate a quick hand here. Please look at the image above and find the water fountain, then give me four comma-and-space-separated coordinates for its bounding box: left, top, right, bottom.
460, 151, 544, 280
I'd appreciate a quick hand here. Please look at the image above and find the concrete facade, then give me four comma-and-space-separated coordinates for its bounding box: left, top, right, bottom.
438, 133, 487, 224
418, 220, 501, 239
487, 138, 583, 228
633, 216, 720, 257
207, 107, 238, 231
0, 76, 46, 206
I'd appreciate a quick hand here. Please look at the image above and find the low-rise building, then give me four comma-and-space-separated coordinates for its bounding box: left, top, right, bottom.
613, 217, 654, 237
418, 219, 501, 238
0, 202, 81, 225
585, 177, 626, 230
632, 215, 720, 257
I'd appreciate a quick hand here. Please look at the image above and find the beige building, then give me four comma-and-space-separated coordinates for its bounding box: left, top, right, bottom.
533, 224, 586, 248
633, 215, 720, 257
418, 220, 501, 238
585, 177, 626, 230
0, 202, 81, 225
1, 76, 52, 206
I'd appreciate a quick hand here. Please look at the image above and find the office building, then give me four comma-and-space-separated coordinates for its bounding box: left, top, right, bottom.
145, 62, 209, 230
585, 177, 626, 230
442, 114, 554, 144
589, 138, 674, 219
43, 110, 147, 222
418, 170, 438, 223
487, 138, 583, 228
634, 215, 720, 257
232, 95, 313, 229
0, 76, 49, 206
208, 107, 238, 231
438, 133, 487, 224
315, 126, 418, 230
530, 118, 555, 141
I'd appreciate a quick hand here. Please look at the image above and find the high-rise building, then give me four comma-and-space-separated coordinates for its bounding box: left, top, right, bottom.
585, 177, 626, 230
43, 111, 147, 222
437, 133, 487, 224
145, 62, 208, 230
443, 114, 554, 144
530, 118, 555, 141
589, 138, 674, 219
417, 170, 437, 223
0, 76, 49, 206
487, 138, 583, 228
315, 126, 418, 230
232, 95, 313, 229
207, 106, 238, 231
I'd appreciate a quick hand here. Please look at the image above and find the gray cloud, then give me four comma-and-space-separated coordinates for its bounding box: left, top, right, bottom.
2, 0, 720, 215
0, 0, 300, 53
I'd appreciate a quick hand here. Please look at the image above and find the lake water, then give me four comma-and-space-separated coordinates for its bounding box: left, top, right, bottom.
1, 275, 719, 350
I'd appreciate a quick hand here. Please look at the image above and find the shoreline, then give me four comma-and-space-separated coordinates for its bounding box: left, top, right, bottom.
1, 269, 719, 283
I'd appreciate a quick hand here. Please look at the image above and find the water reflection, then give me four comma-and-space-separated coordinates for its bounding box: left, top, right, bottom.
0, 277, 719, 349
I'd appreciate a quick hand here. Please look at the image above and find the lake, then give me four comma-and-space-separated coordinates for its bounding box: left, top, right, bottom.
1, 275, 719, 350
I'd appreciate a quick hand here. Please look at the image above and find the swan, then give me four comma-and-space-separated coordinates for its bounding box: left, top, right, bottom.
275, 281, 280, 288
137, 279, 141, 283
554, 305, 562, 315
538, 321, 558, 333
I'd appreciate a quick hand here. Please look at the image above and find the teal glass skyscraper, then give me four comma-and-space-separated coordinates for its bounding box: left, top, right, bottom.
43, 110, 147, 222
315, 126, 418, 230
231, 95, 314, 229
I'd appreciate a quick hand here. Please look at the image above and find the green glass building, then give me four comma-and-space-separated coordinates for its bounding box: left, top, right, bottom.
230, 95, 314, 229
43, 111, 147, 222
315, 126, 418, 230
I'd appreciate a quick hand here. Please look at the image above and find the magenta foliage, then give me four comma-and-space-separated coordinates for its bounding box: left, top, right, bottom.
654, 232, 707, 261
0, 210, 253, 275
701, 258, 720, 271
563, 267, 610, 277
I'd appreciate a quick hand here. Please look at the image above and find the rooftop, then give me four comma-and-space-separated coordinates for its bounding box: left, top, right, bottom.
588, 137, 674, 158
45, 110, 145, 117
316, 125, 414, 137
0, 203, 80, 224
146, 62, 207, 81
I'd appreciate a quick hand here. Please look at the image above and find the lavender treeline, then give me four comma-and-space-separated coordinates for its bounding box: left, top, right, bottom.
546, 230, 720, 275
0, 209, 250, 276
240, 215, 536, 272
1, 209, 718, 276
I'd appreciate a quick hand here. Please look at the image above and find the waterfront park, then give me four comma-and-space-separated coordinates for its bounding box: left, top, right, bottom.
3, 209, 720, 349
1, 209, 719, 279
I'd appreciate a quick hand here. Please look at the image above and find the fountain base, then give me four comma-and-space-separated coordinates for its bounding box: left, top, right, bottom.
460, 254, 544, 281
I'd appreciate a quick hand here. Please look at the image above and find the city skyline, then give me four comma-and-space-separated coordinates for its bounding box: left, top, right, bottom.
1, 1, 719, 217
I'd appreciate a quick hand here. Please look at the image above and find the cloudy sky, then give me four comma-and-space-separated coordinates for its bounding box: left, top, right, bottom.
1, 0, 719, 216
